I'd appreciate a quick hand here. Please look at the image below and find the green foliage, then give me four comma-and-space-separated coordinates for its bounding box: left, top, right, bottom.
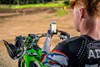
63, 0, 70, 5
11, 3, 65, 9
54, 8, 68, 17
0, 5, 11, 9
0, 0, 65, 4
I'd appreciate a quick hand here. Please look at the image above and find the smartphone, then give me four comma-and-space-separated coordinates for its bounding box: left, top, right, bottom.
50, 21, 57, 34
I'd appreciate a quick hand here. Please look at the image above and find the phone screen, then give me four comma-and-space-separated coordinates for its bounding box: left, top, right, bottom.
51, 23, 56, 34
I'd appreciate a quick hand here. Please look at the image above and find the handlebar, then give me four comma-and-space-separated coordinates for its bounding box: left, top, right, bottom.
22, 29, 70, 41
15, 30, 70, 49
36, 33, 47, 38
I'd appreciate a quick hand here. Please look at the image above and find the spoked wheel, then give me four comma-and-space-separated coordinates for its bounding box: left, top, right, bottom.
18, 57, 26, 67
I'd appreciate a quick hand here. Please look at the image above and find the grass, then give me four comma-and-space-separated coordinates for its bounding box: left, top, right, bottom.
0, 5, 12, 9
0, 3, 66, 9
54, 8, 68, 17
12, 3, 65, 9
0, 3, 69, 17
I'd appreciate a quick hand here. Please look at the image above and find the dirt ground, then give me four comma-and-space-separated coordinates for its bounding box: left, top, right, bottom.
0, 8, 79, 67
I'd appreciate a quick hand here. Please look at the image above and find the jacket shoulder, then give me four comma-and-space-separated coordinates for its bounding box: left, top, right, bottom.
54, 36, 86, 52
59, 36, 85, 46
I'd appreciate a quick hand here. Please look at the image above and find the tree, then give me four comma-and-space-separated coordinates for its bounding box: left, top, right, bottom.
52, 0, 55, 2
41, 0, 45, 3
16, 0, 20, 5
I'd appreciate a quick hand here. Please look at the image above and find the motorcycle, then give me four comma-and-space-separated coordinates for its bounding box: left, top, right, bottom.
3, 22, 70, 67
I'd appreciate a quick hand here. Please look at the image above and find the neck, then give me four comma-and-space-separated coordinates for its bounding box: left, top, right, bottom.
80, 18, 100, 40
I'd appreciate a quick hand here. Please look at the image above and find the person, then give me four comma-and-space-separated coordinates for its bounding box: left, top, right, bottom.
42, 0, 100, 67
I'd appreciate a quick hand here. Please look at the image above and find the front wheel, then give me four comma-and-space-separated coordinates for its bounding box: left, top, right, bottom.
18, 57, 25, 67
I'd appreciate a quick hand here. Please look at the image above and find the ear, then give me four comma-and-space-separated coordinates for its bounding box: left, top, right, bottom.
79, 8, 85, 19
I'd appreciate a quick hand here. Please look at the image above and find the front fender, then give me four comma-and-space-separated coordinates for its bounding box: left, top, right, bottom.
23, 49, 46, 67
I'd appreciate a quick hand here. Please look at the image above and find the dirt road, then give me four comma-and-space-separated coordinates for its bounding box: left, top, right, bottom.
0, 8, 79, 67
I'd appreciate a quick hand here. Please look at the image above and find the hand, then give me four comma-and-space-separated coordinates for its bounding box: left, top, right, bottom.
47, 21, 57, 37
58, 30, 70, 40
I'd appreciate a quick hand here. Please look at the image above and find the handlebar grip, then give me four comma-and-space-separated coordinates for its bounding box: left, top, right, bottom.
57, 29, 70, 39
29, 34, 37, 39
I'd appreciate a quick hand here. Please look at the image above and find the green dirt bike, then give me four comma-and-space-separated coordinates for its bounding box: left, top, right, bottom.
18, 33, 47, 67
3, 33, 47, 67
3, 22, 70, 67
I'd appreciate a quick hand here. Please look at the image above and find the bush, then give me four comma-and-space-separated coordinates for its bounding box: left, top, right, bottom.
63, 0, 69, 5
